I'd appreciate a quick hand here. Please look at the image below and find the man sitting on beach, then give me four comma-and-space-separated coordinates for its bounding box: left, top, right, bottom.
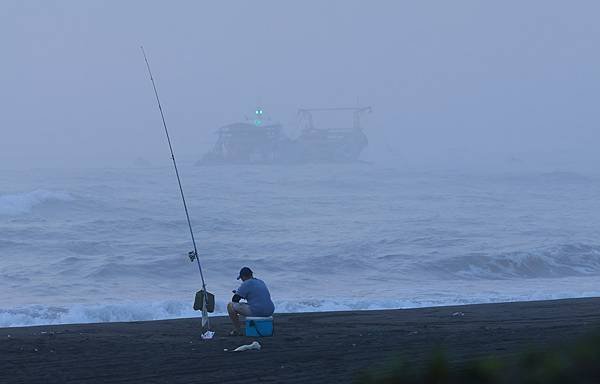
227, 267, 275, 335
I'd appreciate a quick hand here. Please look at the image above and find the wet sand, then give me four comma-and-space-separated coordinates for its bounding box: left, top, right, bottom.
2, 297, 600, 383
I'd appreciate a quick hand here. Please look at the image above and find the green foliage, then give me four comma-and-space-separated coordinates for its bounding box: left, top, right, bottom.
355, 331, 600, 384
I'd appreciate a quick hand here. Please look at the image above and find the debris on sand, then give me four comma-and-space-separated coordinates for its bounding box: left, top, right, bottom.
233, 341, 261, 352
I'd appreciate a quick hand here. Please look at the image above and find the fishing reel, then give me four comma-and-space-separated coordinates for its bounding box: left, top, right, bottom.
188, 251, 197, 262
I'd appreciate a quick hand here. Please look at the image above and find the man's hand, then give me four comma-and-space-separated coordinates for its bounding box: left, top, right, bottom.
231, 294, 242, 303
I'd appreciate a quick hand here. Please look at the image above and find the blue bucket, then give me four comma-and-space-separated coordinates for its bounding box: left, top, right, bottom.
245, 316, 274, 337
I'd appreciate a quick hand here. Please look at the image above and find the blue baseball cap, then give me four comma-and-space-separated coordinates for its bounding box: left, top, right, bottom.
237, 267, 253, 280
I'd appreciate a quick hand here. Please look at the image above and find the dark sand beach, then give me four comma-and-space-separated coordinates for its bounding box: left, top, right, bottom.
2, 297, 600, 383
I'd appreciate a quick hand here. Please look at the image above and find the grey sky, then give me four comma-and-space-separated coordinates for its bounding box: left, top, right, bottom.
1, 1, 599, 170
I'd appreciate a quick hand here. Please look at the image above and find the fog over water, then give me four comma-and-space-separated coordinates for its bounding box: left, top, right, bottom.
1, 2, 600, 326
2, 0, 600, 170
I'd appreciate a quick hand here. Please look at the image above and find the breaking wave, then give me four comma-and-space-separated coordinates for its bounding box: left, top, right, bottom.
0, 298, 526, 328
427, 244, 600, 279
3, 167, 600, 328
0, 301, 197, 328
3, 292, 600, 328
0, 190, 74, 215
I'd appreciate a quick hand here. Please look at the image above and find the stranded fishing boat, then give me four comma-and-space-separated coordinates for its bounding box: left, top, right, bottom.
198, 106, 371, 165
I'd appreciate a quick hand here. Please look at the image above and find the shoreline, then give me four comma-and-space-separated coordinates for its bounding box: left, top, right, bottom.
3, 297, 600, 383
5, 292, 600, 329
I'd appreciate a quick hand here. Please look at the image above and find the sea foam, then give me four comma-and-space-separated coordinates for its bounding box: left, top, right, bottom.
3, 291, 600, 328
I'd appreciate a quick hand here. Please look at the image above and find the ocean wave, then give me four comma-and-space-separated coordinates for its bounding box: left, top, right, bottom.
3, 292, 600, 328
0, 301, 197, 328
0, 190, 74, 215
427, 244, 600, 279
0, 299, 413, 327
0, 298, 499, 327
85, 258, 190, 279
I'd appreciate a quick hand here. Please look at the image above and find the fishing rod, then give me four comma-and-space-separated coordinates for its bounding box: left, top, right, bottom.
140, 47, 211, 327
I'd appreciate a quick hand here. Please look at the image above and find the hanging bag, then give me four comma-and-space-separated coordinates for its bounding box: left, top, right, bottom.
193, 290, 215, 313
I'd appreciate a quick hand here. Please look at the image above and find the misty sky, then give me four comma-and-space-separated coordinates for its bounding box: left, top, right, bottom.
1, 1, 599, 170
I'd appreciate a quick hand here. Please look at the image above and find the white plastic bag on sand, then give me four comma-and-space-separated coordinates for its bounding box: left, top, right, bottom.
201, 330, 215, 340
234, 341, 261, 352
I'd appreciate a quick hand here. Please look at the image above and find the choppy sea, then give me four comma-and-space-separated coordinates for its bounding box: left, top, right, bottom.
2, 164, 600, 327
